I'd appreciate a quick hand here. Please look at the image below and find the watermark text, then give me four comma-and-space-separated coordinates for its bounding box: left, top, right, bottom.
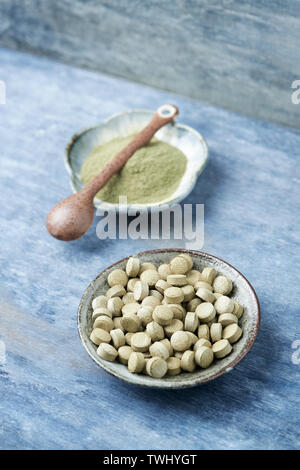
95, 197, 204, 247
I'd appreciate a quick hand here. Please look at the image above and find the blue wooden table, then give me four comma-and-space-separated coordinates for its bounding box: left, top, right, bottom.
0, 47, 299, 450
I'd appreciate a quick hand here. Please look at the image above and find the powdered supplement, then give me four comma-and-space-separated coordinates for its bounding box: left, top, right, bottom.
80, 135, 187, 203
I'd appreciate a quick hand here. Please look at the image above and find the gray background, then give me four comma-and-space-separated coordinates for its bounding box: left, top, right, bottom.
0, 0, 299, 128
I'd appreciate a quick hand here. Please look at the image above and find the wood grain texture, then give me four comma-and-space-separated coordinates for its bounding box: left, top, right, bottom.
0, 0, 299, 128
0, 47, 299, 449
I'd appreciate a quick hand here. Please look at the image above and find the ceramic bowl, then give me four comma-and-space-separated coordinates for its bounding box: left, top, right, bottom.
65, 109, 208, 213
78, 249, 260, 389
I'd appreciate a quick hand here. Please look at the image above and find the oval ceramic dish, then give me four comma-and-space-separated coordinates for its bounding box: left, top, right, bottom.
65, 109, 208, 213
78, 249, 260, 389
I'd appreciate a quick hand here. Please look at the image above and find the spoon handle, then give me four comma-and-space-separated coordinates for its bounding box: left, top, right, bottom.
83, 104, 178, 198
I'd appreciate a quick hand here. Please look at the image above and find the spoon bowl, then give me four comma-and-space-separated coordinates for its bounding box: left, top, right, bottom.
46, 191, 94, 241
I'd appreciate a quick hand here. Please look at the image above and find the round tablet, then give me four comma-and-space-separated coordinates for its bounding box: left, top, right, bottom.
164, 287, 184, 303
155, 279, 171, 294
146, 321, 165, 341
152, 305, 174, 326
97, 343, 118, 362
181, 350, 196, 372
125, 332, 134, 345
210, 323, 223, 343
186, 332, 198, 345
184, 312, 199, 332
131, 332, 152, 352
160, 338, 173, 356
146, 357, 168, 378
201, 267, 216, 285
106, 285, 126, 299
92, 307, 112, 321
149, 341, 169, 360
167, 274, 188, 287
121, 302, 140, 316
149, 290, 163, 301
120, 313, 141, 332
214, 292, 222, 301
128, 351, 145, 373
141, 296, 161, 308
139, 262, 157, 274
110, 328, 126, 349
107, 297, 123, 316
137, 306, 153, 326
113, 317, 124, 332
142, 358, 150, 374
118, 346, 133, 365
166, 304, 185, 321
196, 302, 216, 323
170, 256, 189, 274
213, 275, 232, 295
133, 281, 149, 301
170, 331, 190, 352
186, 298, 202, 312
194, 281, 213, 291
233, 301, 244, 319
157, 263, 172, 280
214, 295, 234, 314
167, 357, 181, 375
122, 292, 135, 304
90, 328, 111, 346
127, 278, 139, 292
212, 339, 232, 358
92, 295, 107, 310
195, 346, 214, 368
194, 338, 212, 350
126, 257, 140, 277
196, 288, 215, 303
223, 324, 242, 344
186, 270, 202, 286
140, 269, 160, 287
93, 315, 114, 332
181, 284, 195, 302
218, 313, 238, 327
197, 324, 210, 340
164, 319, 184, 338
178, 253, 193, 271
107, 269, 128, 287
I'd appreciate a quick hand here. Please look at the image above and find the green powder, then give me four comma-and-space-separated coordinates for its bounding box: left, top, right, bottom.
80, 135, 187, 204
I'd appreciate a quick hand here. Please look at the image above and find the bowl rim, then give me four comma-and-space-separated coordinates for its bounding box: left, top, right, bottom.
77, 248, 260, 389
65, 108, 209, 211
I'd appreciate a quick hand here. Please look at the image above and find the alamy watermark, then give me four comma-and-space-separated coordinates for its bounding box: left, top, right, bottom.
0, 80, 6, 104
0, 340, 6, 365
291, 340, 300, 365
95, 196, 204, 247
291, 80, 300, 104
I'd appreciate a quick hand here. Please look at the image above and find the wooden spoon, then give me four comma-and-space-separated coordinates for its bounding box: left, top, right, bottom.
46, 104, 179, 241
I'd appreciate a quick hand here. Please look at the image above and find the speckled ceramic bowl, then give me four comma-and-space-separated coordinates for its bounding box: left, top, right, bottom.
78, 249, 260, 389
65, 109, 208, 213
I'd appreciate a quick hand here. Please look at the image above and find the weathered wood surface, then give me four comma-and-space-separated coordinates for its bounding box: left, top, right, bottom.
0, 1, 299, 128
0, 47, 299, 449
